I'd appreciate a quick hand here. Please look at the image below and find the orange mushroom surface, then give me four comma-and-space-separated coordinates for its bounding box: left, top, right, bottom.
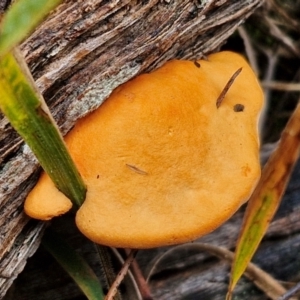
24, 51, 264, 248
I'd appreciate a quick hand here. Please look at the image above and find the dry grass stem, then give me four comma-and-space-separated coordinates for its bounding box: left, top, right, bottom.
146, 243, 294, 300
105, 249, 138, 300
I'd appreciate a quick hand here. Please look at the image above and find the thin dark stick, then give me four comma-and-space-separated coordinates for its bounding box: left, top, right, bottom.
216, 67, 243, 108
125, 249, 154, 300
105, 249, 138, 300
278, 281, 300, 300
95, 245, 122, 300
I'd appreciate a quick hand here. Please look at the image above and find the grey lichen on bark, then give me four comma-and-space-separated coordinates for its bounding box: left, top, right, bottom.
0, 0, 262, 297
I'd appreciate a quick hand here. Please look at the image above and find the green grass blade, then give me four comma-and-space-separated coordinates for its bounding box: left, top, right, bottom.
0, 0, 62, 56
42, 228, 104, 300
227, 104, 300, 299
0, 50, 86, 206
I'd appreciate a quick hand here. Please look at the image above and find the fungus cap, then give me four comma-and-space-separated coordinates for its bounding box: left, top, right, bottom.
24, 51, 263, 248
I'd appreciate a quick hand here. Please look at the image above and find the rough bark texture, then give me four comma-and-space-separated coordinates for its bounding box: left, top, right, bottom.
0, 0, 263, 298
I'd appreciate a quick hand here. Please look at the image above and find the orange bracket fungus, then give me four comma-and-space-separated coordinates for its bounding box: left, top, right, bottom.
24, 51, 264, 249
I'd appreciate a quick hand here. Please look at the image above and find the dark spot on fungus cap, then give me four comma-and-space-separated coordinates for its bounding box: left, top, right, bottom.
234, 104, 245, 112
194, 61, 201, 68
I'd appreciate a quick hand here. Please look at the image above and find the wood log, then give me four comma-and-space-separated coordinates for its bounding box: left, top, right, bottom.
0, 0, 263, 298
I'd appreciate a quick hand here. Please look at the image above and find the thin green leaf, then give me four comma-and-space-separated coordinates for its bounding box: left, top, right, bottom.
0, 50, 86, 206
95, 245, 123, 300
227, 104, 300, 300
0, 0, 62, 56
42, 228, 104, 300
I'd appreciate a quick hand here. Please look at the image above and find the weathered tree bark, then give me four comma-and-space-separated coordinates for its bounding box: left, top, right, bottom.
0, 0, 263, 298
